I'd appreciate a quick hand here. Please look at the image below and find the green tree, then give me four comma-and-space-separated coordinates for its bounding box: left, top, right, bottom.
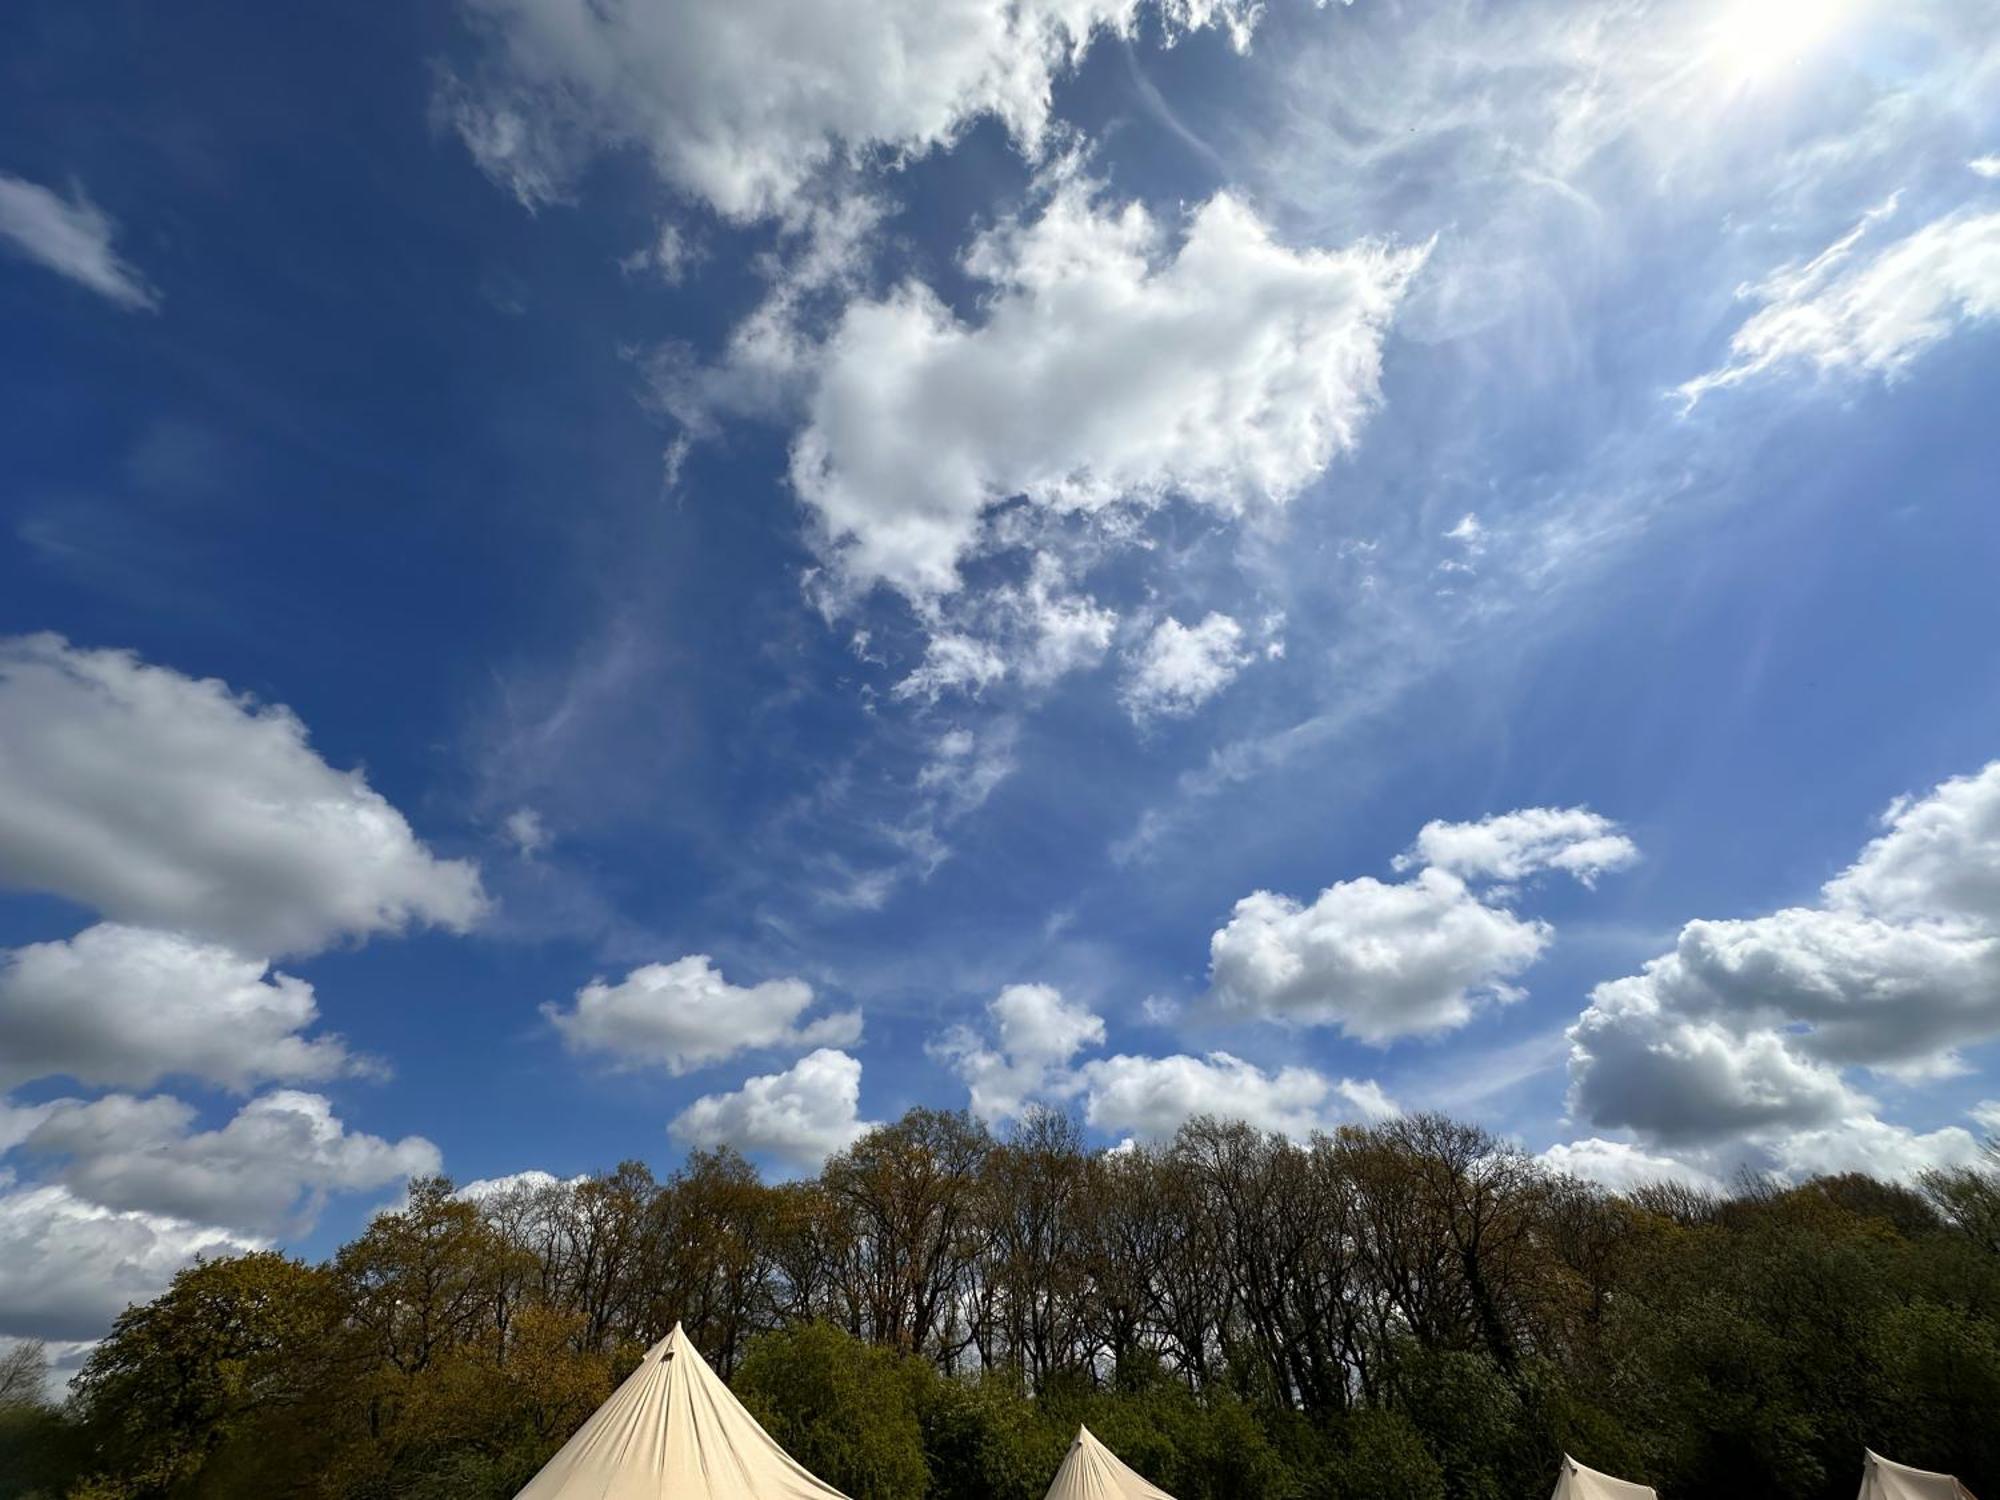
734, 1323, 929, 1500
69, 1252, 339, 1496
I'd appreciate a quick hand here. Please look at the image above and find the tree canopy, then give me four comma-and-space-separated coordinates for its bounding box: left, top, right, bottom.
7, 1112, 1998, 1500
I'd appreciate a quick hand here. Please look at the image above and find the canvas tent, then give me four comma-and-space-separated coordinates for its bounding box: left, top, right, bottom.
513, 1323, 852, 1500
1042, 1425, 1178, 1500
1858, 1450, 1979, 1500
1549, 1454, 1657, 1500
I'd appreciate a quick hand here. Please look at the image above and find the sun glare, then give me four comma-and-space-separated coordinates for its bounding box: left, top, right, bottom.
1706, 0, 1855, 83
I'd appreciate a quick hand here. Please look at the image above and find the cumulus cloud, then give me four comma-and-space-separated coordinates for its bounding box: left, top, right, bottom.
1397, 806, 1639, 887
1209, 867, 1553, 1041
790, 175, 1427, 601
1824, 761, 2000, 925
1538, 1137, 1724, 1195
1569, 984, 1866, 1144
15, 1090, 441, 1238
0, 635, 486, 957
457, 1168, 580, 1201
1678, 197, 2000, 407
545, 954, 860, 1075
670, 1048, 873, 1171
0, 1182, 258, 1342
932, 983, 1106, 1124
1568, 761, 2000, 1179
1763, 1115, 1985, 1183
0, 923, 357, 1092
1075, 1051, 1399, 1141
442, 0, 1260, 219
1121, 613, 1251, 722
0, 173, 157, 309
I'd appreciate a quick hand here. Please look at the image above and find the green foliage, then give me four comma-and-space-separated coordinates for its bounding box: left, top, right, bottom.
7, 1113, 1999, 1500
1326, 1408, 1448, 1500
905, 1368, 1052, 1500
1383, 1347, 1537, 1500
735, 1323, 930, 1500
69, 1250, 340, 1497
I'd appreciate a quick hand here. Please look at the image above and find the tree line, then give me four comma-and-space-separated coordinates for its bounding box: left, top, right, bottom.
5, 1108, 1999, 1500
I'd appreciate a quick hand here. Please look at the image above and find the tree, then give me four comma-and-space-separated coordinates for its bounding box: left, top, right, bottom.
0, 1342, 45, 1410
733, 1323, 929, 1500
69, 1252, 339, 1496
821, 1109, 992, 1360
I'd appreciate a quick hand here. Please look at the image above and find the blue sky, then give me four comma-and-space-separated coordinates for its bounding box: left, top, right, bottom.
3, 0, 2000, 1360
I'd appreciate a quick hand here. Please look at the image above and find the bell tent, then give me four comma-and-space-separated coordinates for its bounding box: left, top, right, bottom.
1549, 1454, 1657, 1500
512, 1323, 852, 1500
1858, 1450, 1979, 1500
1042, 1425, 1178, 1500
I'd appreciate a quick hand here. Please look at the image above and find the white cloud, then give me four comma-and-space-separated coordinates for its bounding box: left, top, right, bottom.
457, 1168, 581, 1201
932, 982, 1106, 1124
669, 1048, 873, 1171
1396, 806, 1640, 887
1538, 1137, 1723, 1195
1121, 613, 1251, 722
893, 554, 1119, 700
1569, 988, 1864, 1144
1209, 867, 1552, 1041
1014, 581, 1120, 687
544, 954, 860, 1074
1075, 1051, 1395, 1141
1763, 1114, 1984, 1183
894, 634, 1010, 702
619, 222, 698, 283
0, 923, 356, 1092
0, 635, 486, 957
790, 175, 1427, 600
0, 1182, 258, 1342
1336, 1076, 1405, 1123
1678, 197, 2000, 406
0, 173, 156, 310
1824, 760, 2000, 926
1567, 761, 2000, 1178
15, 1090, 441, 1238
443, 0, 1260, 219
1610, 907, 1998, 1078
1970, 156, 2000, 180
504, 807, 550, 858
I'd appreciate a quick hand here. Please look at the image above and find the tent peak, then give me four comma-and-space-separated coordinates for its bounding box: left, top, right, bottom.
513, 1316, 853, 1500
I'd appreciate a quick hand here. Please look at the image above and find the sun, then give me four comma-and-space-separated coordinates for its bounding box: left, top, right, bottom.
1705, 0, 1856, 83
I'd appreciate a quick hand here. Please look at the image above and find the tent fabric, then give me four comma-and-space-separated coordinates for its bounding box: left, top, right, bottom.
513, 1323, 853, 1500
1041, 1425, 1178, 1500
1549, 1454, 1657, 1500
1859, 1449, 1979, 1500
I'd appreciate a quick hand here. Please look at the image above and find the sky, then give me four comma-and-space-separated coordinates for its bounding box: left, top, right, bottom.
2, 0, 2000, 1371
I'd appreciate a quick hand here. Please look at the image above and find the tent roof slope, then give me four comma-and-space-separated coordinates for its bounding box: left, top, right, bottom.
513, 1323, 853, 1500
1042, 1425, 1178, 1500
1550, 1454, 1658, 1500
1860, 1449, 1979, 1500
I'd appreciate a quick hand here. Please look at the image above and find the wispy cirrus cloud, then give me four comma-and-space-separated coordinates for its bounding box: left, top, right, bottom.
0, 172, 156, 310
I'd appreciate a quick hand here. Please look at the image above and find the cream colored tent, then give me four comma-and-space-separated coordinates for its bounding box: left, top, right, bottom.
1549, 1454, 1656, 1500
513, 1323, 852, 1500
1042, 1425, 1177, 1500
1858, 1450, 1979, 1500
